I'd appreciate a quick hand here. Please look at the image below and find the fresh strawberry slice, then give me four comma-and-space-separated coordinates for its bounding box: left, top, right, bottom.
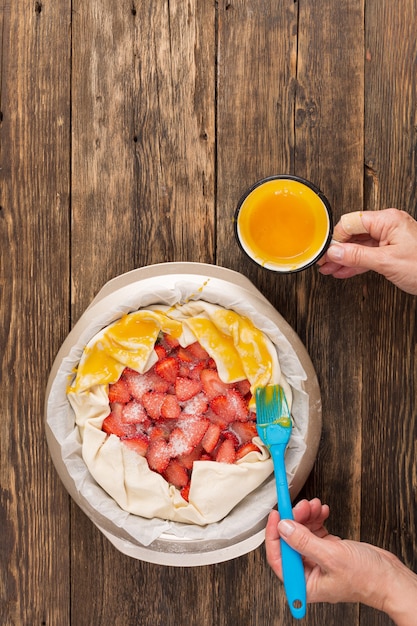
177, 346, 194, 363
209, 395, 231, 421
180, 483, 191, 502
175, 377, 202, 401
122, 400, 148, 424
189, 361, 205, 381
234, 379, 251, 398
154, 344, 168, 360
201, 422, 221, 453
161, 394, 181, 419
108, 378, 131, 404
102, 408, 137, 438
181, 392, 208, 416
200, 369, 230, 400
180, 360, 205, 381
226, 389, 249, 421
142, 391, 166, 419
123, 368, 152, 400
178, 361, 192, 377
205, 407, 229, 430
180, 416, 210, 445
221, 430, 239, 448
215, 438, 237, 464
186, 341, 210, 361
146, 438, 171, 473
163, 459, 189, 488
169, 417, 209, 457
125, 367, 170, 396
168, 427, 190, 457
210, 390, 248, 423
229, 420, 258, 443
235, 441, 261, 460
163, 334, 180, 350
177, 443, 204, 469
149, 424, 171, 441
154, 356, 179, 384
122, 433, 149, 457
144, 370, 171, 393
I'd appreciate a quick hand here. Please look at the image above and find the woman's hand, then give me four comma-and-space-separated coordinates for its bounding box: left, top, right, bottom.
265, 499, 417, 625
318, 208, 417, 295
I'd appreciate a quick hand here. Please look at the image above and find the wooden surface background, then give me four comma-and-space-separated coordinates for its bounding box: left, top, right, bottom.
1, 1, 416, 624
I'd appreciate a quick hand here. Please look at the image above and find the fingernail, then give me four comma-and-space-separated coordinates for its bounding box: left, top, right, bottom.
328, 244, 344, 261
278, 520, 296, 537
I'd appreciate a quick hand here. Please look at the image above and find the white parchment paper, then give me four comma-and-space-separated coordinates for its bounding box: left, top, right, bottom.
46, 275, 308, 546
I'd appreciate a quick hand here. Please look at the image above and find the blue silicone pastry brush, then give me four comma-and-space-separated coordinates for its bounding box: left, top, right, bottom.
255, 384, 306, 619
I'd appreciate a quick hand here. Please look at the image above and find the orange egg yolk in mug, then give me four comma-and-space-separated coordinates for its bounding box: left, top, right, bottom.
236, 178, 331, 272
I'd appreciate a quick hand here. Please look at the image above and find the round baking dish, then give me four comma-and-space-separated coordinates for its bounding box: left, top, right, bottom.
45, 262, 321, 566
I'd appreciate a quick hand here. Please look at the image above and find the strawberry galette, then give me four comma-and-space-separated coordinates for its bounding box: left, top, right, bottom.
67, 301, 289, 524
102, 334, 261, 502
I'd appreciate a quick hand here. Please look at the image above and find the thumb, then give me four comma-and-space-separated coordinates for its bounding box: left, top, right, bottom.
327, 242, 384, 272
278, 520, 328, 564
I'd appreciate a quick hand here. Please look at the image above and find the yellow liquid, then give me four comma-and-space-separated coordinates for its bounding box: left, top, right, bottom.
237, 179, 330, 270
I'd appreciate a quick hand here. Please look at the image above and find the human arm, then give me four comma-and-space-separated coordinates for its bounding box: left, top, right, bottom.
318, 208, 417, 295
265, 499, 417, 624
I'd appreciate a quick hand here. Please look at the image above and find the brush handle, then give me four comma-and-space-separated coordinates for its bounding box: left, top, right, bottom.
270, 445, 306, 620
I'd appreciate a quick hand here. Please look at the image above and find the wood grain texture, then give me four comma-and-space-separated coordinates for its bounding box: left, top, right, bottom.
70, 2, 216, 625
294, 0, 364, 548
216, 0, 298, 328
288, 3, 364, 624
217, 2, 364, 622
1, 0, 416, 624
0, 1, 71, 625
71, 0, 216, 318
360, 4, 417, 623
364, 3, 417, 214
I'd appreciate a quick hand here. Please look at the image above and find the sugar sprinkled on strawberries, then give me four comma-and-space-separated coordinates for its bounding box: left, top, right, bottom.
146, 438, 171, 473
161, 394, 181, 419
155, 356, 179, 384
102, 332, 262, 494
216, 438, 237, 464
122, 401, 148, 424
201, 422, 221, 453
168, 428, 191, 457
108, 378, 131, 404
181, 392, 208, 416
175, 377, 202, 401
163, 459, 189, 489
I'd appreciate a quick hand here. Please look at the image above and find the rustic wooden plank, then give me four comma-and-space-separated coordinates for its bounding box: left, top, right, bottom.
218, 0, 364, 623
295, 0, 364, 518
0, 1, 71, 624
71, 0, 216, 315
216, 2, 299, 621
2, 0, 416, 624
70, 2, 217, 625
361, 2, 417, 623
216, 0, 299, 328
359, 284, 417, 626
364, 2, 417, 215
70, 511, 217, 626
294, 2, 365, 624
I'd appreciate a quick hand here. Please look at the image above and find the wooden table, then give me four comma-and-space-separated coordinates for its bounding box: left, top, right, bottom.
1, 2, 416, 624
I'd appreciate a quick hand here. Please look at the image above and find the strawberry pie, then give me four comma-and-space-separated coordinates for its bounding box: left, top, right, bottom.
67, 301, 290, 524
